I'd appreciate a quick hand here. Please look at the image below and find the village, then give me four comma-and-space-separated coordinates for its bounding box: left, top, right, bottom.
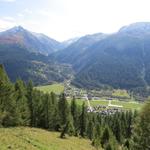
64, 80, 124, 115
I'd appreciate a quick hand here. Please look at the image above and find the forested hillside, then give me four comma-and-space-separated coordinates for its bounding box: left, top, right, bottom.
0, 44, 72, 84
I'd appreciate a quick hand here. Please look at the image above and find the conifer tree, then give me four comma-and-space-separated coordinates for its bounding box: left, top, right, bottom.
26, 80, 34, 126
87, 119, 94, 140
0, 65, 18, 126
43, 93, 52, 128
15, 79, 30, 125
92, 123, 101, 149
58, 93, 69, 126
101, 127, 110, 148
132, 99, 150, 150
79, 102, 87, 137
70, 97, 78, 133
113, 118, 122, 143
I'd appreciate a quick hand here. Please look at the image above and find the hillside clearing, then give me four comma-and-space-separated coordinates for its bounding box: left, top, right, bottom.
0, 127, 98, 150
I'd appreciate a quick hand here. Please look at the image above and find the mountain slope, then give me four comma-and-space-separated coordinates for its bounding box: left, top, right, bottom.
0, 44, 72, 85
0, 26, 61, 55
52, 33, 108, 64
53, 22, 150, 89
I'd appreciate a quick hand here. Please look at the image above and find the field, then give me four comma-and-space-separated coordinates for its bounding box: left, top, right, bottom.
36, 83, 143, 110
35, 83, 64, 94
0, 127, 98, 150
71, 99, 143, 110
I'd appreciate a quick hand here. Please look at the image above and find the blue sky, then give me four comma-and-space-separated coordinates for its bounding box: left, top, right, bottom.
0, 0, 150, 41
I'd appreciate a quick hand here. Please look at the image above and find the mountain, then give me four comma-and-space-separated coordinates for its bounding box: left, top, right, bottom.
52, 22, 150, 89
119, 22, 150, 36
0, 26, 61, 55
52, 33, 108, 64
0, 26, 73, 84
61, 37, 80, 49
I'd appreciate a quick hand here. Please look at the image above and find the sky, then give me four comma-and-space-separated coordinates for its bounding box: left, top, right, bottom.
0, 0, 150, 41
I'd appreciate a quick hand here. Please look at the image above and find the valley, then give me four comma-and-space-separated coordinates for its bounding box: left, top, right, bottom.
0, 22, 150, 150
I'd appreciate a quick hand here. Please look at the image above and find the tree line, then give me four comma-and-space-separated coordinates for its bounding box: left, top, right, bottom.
0, 64, 150, 150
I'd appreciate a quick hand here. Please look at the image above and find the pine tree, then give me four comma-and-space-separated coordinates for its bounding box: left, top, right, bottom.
26, 80, 34, 126
92, 123, 101, 149
15, 79, 30, 125
51, 92, 57, 105
0, 65, 18, 126
132, 99, 150, 150
87, 119, 94, 140
101, 127, 110, 148
43, 93, 52, 128
101, 126, 118, 150
113, 118, 122, 143
79, 102, 87, 137
67, 114, 75, 136
58, 93, 69, 126
70, 97, 78, 133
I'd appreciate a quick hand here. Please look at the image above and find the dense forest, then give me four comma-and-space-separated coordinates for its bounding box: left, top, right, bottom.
0, 64, 150, 150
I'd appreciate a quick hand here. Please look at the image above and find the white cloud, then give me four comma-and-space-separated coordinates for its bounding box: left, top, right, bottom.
0, 19, 16, 31
1, 0, 150, 41
2, 16, 15, 21
23, 8, 33, 14
38, 10, 51, 17
17, 13, 24, 17
0, 0, 16, 2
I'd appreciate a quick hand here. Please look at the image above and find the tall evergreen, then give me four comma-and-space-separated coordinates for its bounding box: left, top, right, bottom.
70, 97, 78, 133
79, 102, 87, 137
0, 64, 18, 126
132, 99, 150, 150
92, 123, 101, 149
15, 79, 30, 125
42, 93, 52, 128
58, 93, 69, 126
101, 127, 110, 148
87, 119, 94, 140
26, 80, 34, 126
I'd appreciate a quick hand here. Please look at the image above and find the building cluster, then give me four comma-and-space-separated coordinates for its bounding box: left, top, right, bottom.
87, 105, 123, 115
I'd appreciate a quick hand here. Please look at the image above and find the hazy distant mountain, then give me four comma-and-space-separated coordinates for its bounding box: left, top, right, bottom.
119, 22, 150, 36
52, 33, 108, 63
0, 26, 61, 55
53, 22, 150, 89
61, 37, 80, 49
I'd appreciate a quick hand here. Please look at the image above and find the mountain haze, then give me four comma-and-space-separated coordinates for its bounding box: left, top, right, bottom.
53, 22, 150, 89
1, 23, 150, 89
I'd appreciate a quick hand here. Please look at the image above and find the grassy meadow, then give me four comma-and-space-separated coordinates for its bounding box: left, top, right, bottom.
36, 83, 143, 110
35, 83, 64, 94
70, 99, 143, 110
0, 127, 98, 150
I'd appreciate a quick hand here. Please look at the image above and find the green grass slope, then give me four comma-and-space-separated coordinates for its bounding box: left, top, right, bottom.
0, 127, 98, 150
35, 83, 64, 94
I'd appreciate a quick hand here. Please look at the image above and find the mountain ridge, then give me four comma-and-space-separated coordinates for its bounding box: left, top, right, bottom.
0, 26, 61, 55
